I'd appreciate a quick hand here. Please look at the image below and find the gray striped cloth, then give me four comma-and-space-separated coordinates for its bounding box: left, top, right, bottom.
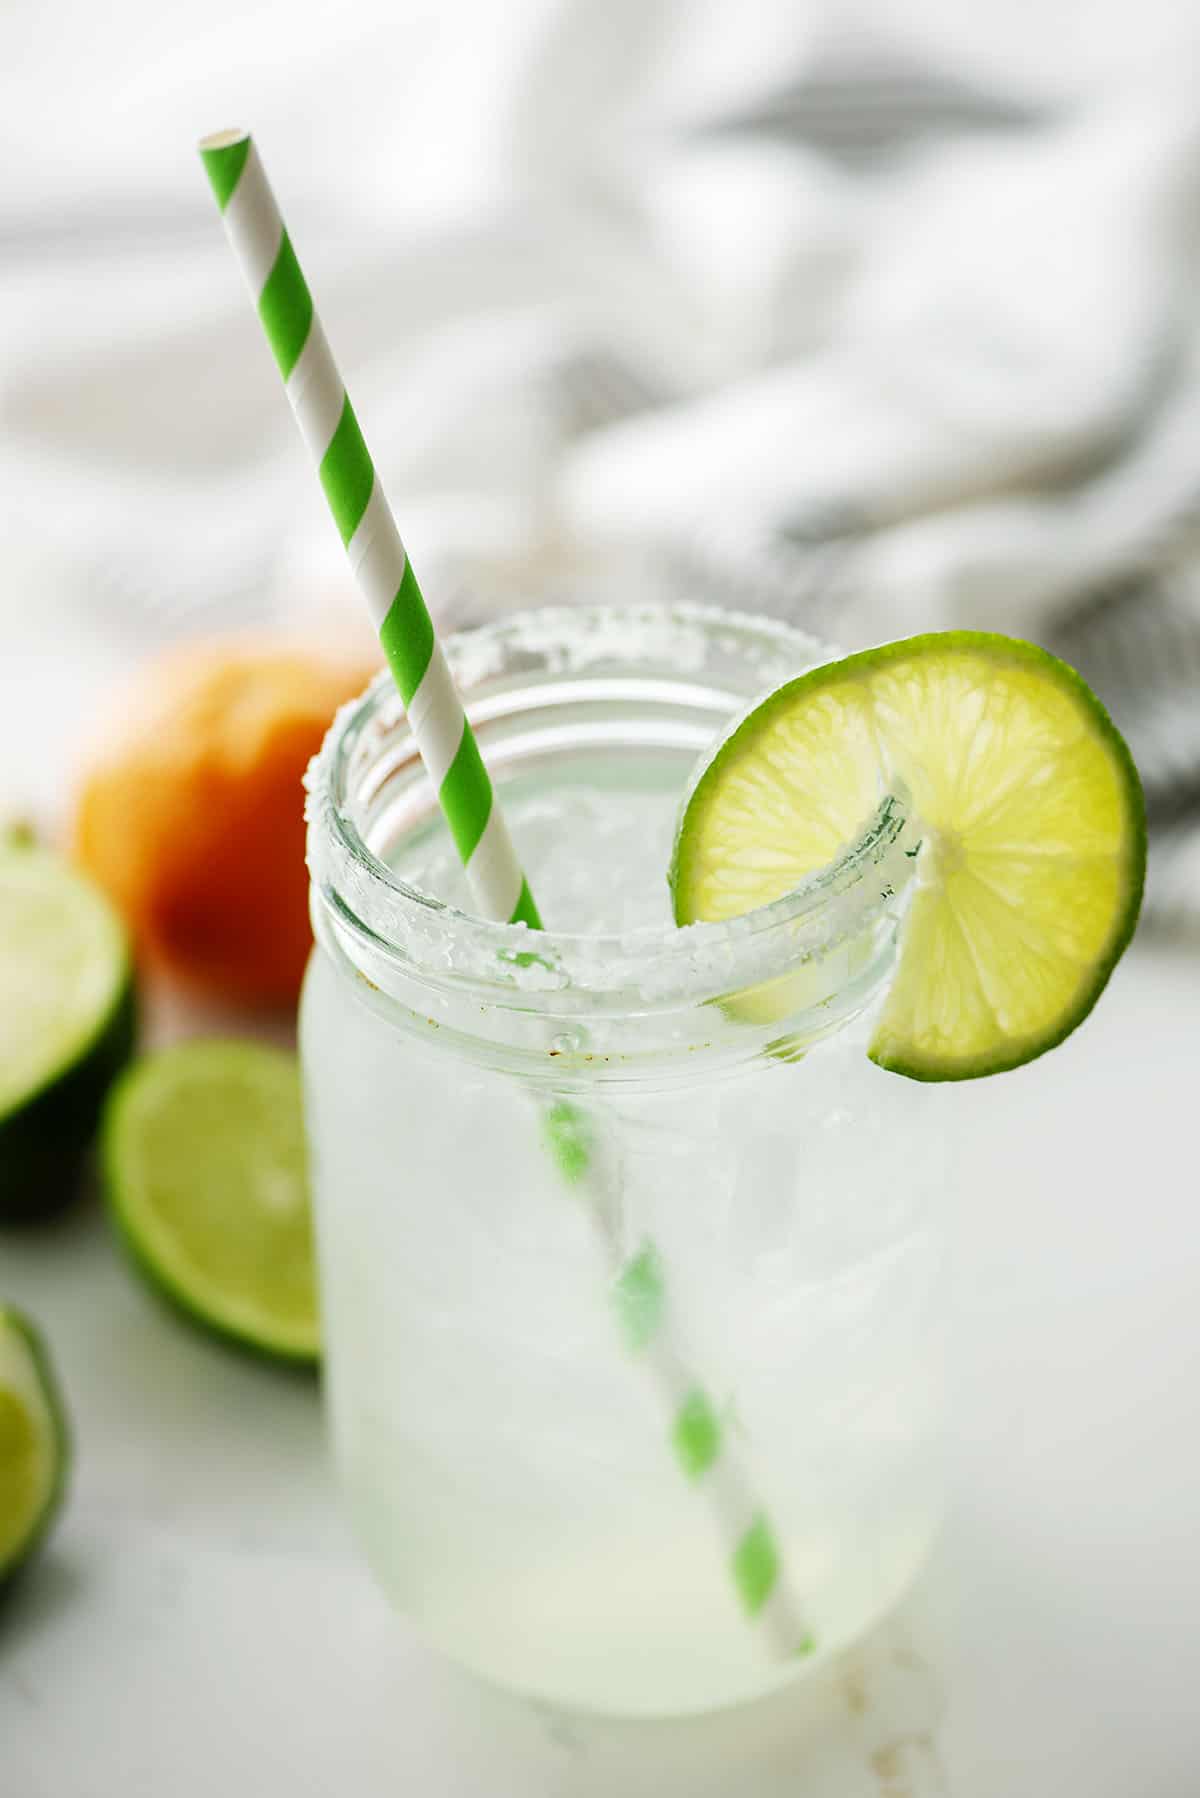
534, 46, 1200, 940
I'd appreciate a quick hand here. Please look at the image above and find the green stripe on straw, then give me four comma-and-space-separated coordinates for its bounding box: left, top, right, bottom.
674, 1390, 722, 1479
320, 400, 375, 545
733, 1516, 781, 1617
378, 563, 435, 703
612, 1243, 665, 1352
509, 877, 540, 930
258, 233, 313, 379
440, 730, 493, 863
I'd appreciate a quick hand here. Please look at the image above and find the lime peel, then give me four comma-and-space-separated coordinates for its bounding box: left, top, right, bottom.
0, 1306, 69, 1585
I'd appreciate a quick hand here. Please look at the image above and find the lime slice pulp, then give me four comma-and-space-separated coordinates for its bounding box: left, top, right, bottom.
0, 1305, 69, 1586
671, 632, 1145, 1081
0, 844, 135, 1222
102, 1041, 318, 1363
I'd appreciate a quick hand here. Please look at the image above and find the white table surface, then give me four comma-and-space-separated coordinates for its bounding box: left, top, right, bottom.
3, 936, 1199, 1795
3, 587, 1200, 1793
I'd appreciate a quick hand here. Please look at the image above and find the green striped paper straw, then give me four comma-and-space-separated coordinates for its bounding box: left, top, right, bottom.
200, 128, 813, 1661
199, 129, 537, 931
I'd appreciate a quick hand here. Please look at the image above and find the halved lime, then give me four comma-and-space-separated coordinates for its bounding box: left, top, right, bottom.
0, 844, 136, 1222
671, 632, 1145, 1081
102, 1041, 318, 1363
0, 1305, 69, 1587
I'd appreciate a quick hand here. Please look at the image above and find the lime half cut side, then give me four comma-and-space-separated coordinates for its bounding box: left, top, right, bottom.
0, 844, 135, 1222
102, 1041, 318, 1363
0, 1306, 69, 1587
671, 632, 1146, 1081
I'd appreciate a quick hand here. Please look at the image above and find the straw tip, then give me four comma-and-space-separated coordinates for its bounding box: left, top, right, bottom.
199, 130, 254, 209
198, 127, 251, 155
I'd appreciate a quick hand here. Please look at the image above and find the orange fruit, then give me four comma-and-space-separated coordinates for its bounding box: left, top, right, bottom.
74, 641, 375, 1007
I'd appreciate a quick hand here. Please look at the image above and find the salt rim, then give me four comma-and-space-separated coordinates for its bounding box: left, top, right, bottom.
304, 602, 917, 1011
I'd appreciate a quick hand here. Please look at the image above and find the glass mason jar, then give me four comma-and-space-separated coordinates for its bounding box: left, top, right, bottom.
302, 603, 948, 1719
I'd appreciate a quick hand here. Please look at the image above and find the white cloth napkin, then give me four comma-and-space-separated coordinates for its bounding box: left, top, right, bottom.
2, 0, 1198, 918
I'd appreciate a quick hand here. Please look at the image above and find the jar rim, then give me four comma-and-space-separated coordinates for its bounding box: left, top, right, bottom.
304, 602, 914, 1015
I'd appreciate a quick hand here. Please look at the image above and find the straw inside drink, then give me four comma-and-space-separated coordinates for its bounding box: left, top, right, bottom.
199, 128, 814, 1659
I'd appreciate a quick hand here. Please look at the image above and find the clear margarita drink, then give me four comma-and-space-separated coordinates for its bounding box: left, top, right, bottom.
203, 129, 1140, 1727
301, 604, 949, 1717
